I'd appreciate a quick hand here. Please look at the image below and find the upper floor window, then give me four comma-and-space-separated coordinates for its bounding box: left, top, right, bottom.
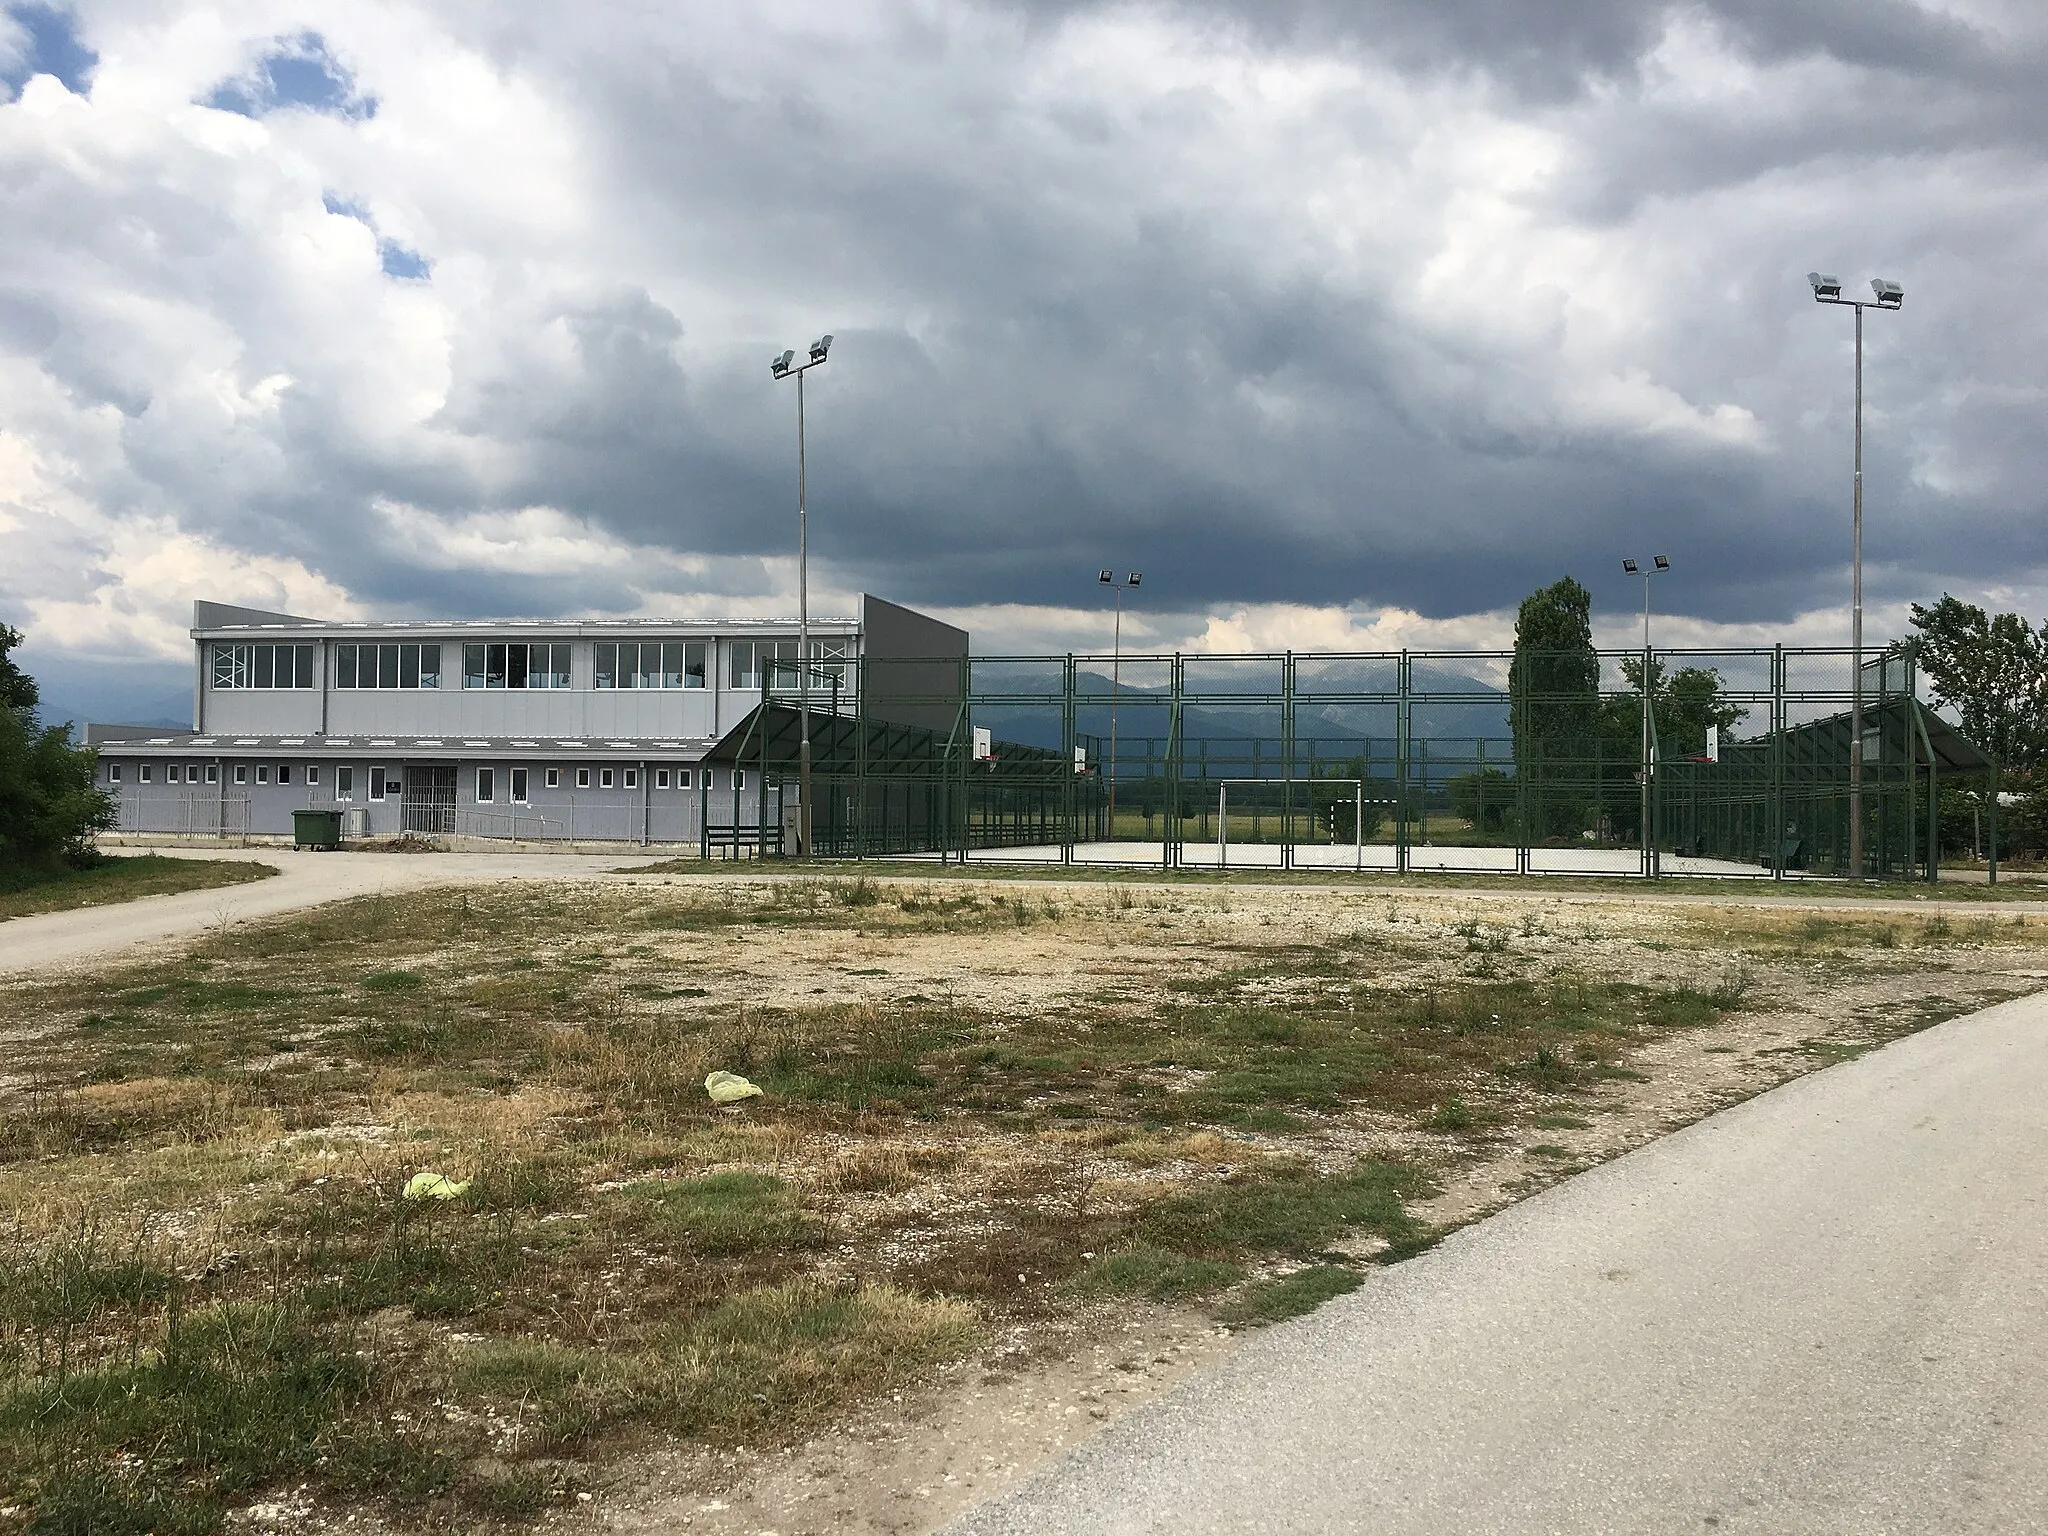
739, 640, 801, 691
463, 642, 571, 690
213, 643, 314, 689
594, 640, 705, 690
337, 642, 441, 690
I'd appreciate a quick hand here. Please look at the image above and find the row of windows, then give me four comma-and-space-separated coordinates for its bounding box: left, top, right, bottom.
337, 642, 441, 690
212, 643, 316, 690
213, 640, 846, 691
109, 762, 747, 796
463, 643, 571, 690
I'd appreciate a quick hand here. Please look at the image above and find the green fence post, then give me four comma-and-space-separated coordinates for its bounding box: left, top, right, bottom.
1396, 650, 1411, 875
1167, 653, 1185, 870
1282, 651, 1296, 871
1062, 654, 1077, 865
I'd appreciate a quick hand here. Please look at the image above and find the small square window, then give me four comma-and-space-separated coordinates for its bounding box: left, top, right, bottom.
306, 765, 319, 785
277, 765, 291, 785
733, 769, 745, 791
656, 767, 670, 790
546, 767, 560, 789
233, 765, 247, 785
257, 765, 270, 785
186, 763, 199, 782
337, 766, 353, 800
623, 768, 638, 789
369, 766, 385, 801
511, 767, 529, 803
166, 765, 181, 784
108, 763, 122, 783
140, 764, 153, 783
477, 767, 495, 803
576, 767, 590, 789
205, 764, 219, 784
600, 768, 615, 789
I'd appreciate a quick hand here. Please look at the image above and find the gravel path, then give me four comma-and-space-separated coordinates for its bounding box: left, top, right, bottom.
945, 990, 2048, 1535
0, 847, 667, 975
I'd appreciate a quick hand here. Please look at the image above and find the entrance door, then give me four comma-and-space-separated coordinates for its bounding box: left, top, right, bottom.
402, 766, 457, 834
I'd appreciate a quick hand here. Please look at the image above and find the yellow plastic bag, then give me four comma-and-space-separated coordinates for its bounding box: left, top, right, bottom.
704, 1070, 764, 1105
402, 1171, 471, 1201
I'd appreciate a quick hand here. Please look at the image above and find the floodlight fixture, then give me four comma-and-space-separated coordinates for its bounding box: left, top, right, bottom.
1622, 558, 1639, 575
809, 334, 833, 362
1128, 572, 1142, 587
771, 349, 795, 377
1653, 554, 1670, 571
1870, 278, 1903, 307
1099, 570, 1113, 584
1808, 272, 1843, 301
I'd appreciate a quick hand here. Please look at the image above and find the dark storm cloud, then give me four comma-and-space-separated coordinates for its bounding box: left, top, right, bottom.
3, 0, 2045, 659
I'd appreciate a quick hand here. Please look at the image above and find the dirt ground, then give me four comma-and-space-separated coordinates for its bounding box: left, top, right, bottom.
4, 874, 2041, 1536
574, 885, 2044, 1536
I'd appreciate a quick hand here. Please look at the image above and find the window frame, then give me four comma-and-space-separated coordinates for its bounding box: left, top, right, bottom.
337, 765, 354, 801
545, 767, 560, 789
369, 765, 385, 802
576, 767, 590, 789
510, 767, 529, 804
476, 766, 495, 803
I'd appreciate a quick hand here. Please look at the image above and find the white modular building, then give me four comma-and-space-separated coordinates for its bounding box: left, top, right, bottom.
88, 595, 967, 849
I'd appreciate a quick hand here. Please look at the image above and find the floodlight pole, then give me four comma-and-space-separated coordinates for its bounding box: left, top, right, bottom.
772, 336, 832, 858
1626, 558, 1670, 877
1098, 573, 1140, 842
1811, 276, 1900, 881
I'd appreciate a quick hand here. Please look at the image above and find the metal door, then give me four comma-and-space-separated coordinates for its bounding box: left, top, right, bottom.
402, 766, 457, 834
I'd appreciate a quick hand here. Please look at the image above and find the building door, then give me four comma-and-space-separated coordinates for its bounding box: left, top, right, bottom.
402, 765, 457, 834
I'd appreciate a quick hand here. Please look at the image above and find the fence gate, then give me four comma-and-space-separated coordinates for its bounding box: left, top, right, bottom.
402, 766, 457, 835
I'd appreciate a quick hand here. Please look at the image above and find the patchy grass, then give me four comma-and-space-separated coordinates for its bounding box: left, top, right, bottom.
1215, 1265, 1365, 1328
0, 855, 275, 921
0, 874, 2038, 1531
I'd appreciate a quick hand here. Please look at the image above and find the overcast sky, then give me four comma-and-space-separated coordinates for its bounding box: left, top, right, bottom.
3, 0, 2043, 693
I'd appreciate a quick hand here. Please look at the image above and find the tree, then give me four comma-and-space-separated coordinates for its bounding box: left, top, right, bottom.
1905, 596, 2048, 772
1508, 577, 1600, 839
1446, 767, 1511, 832
1596, 658, 1748, 842
0, 624, 116, 881
0, 624, 37, 715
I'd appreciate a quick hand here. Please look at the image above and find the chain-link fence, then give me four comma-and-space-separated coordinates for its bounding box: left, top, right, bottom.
757, 646, 1985, 881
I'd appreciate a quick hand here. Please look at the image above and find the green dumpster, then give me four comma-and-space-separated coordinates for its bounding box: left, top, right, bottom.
293, 809, 344, 850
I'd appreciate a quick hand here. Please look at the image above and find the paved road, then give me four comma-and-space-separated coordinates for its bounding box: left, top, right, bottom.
946, 992, 2048, 1535
0, 847, 668, 975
